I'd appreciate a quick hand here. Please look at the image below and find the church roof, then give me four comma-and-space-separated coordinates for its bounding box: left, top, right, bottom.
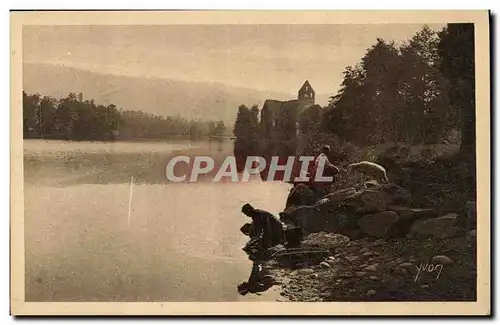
262, 99, 285, 114
299, 80, 315, 95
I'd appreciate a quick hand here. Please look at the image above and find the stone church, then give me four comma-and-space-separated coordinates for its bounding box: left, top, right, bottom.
260, 80, 317, 158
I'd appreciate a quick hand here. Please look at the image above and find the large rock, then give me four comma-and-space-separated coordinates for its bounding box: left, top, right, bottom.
280, 205, 323, 235
281, 204, 359, 237
322, 187, 359, 206
357, 189, 394, 212
382, 206, 437, 238
285, 183, 317, 208
358, 211, 400, 237
282, 181, 426, 239
323, 183, 411, 208
359, 182, 412, 205
322, 185, 399, 213
409, 213, 459, 238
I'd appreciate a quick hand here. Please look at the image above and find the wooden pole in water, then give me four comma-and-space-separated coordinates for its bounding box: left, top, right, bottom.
128, 176, 134, 225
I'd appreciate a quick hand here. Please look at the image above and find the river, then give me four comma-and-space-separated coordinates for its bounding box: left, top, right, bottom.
23, 139, 291, 302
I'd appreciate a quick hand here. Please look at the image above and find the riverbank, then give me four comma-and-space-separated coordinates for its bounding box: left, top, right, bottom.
242, 142, 477, 302
265, 232, 476, 302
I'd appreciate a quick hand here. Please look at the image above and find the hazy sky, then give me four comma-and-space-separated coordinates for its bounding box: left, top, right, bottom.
23, 24, 445, 104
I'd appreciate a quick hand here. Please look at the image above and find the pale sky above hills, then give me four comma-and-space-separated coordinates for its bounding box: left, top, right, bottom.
23, 24, 445, 106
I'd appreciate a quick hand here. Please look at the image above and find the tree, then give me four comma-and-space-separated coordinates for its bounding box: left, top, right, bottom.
324, 64, 365, 142
214, 121, 227, 136
323, 26, 453, 146
233, 104, 260, 170
250, 105, 260, 125
233, 105, 250, 138
299, 104, 323, 133
55, 96, 74, 139
361, 38, 401, 143
23, 91, 40, 138
39, 96, 57, 137
437, 23, 475, 159
324, 39, 401, 144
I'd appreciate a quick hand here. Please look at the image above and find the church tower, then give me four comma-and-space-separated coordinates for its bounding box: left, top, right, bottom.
297, 80, 315, 105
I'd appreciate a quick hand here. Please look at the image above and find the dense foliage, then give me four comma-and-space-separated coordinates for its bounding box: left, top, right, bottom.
322, 25, 463, 146
233, 104, 260, 156
22, 92, 227, 141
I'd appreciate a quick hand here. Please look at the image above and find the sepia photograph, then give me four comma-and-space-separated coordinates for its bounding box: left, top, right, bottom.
10, 10, 490, 315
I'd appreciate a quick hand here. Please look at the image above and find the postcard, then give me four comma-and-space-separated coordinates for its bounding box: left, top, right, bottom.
10, 10, 490, 316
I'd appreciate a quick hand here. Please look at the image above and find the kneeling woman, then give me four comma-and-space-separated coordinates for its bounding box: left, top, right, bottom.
241, 203, 285, 250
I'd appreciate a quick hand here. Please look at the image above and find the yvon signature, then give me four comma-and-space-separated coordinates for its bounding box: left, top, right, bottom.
414, 261, 444, 282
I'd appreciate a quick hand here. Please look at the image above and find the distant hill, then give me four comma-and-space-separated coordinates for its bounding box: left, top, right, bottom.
22, 63, 297, 126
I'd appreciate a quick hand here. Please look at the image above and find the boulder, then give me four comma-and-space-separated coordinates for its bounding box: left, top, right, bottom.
386, 206, 436, 238
410, 213, 459, 238
280, 205, 324, 235
322, 187, 359, 206
322, 211, 359, 234
357, 189, 394, 212
357, 182, 412, 206
358, 211, 400, 237
285, 183, 317, 208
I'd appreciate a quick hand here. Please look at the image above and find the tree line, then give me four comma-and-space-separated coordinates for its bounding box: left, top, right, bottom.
233, 23, 475, 161
23, 92, 227, 141
323, 23, 474, 155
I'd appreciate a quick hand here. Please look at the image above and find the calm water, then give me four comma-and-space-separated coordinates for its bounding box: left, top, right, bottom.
24, 139, 290, 301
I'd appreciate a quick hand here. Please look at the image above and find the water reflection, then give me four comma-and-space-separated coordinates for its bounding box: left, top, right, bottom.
237, 261, 277, 296
24, 139, 291, 302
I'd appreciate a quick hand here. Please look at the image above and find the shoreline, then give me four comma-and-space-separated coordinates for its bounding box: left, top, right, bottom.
262, 233, 476, 302
239, 142, 476, 302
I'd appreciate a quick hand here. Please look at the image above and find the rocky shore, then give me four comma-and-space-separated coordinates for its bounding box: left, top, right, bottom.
239, 154, 477, 302
263, 232, 476, 302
